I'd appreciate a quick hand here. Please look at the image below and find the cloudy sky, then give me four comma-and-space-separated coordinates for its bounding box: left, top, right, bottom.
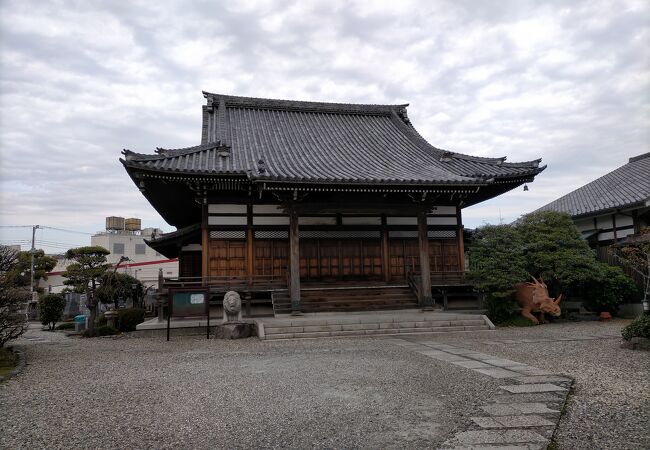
1, 0, 648, 253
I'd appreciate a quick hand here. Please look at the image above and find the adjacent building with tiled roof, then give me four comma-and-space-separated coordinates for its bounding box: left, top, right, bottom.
121, 92, 546, 315
535, 152, 650, 245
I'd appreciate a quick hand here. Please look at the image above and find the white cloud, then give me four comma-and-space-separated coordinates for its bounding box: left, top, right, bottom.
0, 0, 648, 252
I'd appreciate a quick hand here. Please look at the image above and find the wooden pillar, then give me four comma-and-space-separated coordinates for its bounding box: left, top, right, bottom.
201, 201, 209, 286
612, 214, 618, 242
457, 207, 465, 272
246, 204, 254, 285
417, 210, 433, 309
381, 215, 391, 282
289, 206, 301, 315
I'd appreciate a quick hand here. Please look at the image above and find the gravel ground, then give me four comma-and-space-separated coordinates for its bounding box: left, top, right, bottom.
408, 319, 650, 450
1, 325, 502, 450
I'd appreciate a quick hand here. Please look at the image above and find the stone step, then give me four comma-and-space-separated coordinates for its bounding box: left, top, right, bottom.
272, 303, 418, 314
264, 324, 491, 340
297, 295, 416, 302
264, 319, 488, 335
272, 286, 418, 314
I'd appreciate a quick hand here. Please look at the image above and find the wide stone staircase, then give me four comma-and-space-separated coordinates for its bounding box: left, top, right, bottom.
271, 285, 419, 315
258, 311, 493, 340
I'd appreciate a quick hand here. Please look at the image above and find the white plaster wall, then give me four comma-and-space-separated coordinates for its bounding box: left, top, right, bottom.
596, 215, 613, 229
253, 204, 284, 214
342, 217, 381, 225
208, 216, 247, 225
429, 206, 457, 215
614, 214, 634, 227
387, 217, 417, 225
426, 216, 458, 225
574, 219, 594, 232
208, 204, 247, 214
299, 216, 337, 225
253, 216, 290, 225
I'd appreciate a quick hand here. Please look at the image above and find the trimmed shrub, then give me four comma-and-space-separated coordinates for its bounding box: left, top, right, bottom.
485, 292, 518, 325
96, 313, 107, 327
39, 294, 66, 331
96, 325, 118, 336
117, 308, 145, 332
584, 264, 638, 314
622, 315, 650, 341
499, 315, 535, 327
83, 325, 117, 337
55, 322, 75, 330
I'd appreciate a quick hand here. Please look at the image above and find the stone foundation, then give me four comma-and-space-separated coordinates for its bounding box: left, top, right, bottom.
214, 322, 257, 339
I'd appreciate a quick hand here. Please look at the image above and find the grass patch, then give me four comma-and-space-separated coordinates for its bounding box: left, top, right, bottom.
0, 347, 17, 377
547, 378, 575, 450
497, 315, 535, 327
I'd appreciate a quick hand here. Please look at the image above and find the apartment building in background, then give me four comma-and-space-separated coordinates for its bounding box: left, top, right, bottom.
40, 216, 178, 293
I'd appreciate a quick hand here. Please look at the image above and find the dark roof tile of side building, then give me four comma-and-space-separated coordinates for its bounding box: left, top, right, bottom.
535, 152, 650, 218
122, 92, 545, 186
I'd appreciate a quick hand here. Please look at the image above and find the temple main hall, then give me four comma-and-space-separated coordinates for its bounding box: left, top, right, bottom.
121, 92, 544, 315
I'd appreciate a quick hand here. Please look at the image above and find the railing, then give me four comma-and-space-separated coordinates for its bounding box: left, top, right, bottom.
405, 270, 467, 283
163, 270, 467, 292
430, 271, 466, 284
406, 271, 421, 303
163, 275, 287, 291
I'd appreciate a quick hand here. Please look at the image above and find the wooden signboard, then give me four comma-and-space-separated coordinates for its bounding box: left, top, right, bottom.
167, 287, 210, 341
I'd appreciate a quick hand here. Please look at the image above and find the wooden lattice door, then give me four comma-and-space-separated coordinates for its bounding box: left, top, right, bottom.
441, 241, 460, 271
389, 240, 419, 278
361, 240, 382, 279
254, 240, 288, 279
209, 240, 247, 277
318, 240, 340, 279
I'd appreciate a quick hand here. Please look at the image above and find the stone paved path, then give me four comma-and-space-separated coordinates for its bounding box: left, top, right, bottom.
386, 339, 572, 449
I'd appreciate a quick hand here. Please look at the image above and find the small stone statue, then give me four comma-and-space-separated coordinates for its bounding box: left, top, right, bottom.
222, 291, 242, 323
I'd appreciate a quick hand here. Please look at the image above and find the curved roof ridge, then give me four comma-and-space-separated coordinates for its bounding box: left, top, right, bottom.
426, 145, 541, 168
202, 91, 408, 115
386, 112, 542, 171
123, 142, 223, 161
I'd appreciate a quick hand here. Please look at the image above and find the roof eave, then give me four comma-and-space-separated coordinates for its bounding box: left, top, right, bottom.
570, 199, 650, 219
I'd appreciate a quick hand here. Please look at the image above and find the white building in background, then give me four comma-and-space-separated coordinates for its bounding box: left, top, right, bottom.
40, 216, 178, 293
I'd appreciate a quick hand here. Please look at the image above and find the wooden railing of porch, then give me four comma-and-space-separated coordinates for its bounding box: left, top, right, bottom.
406, 269, 468, 304
162, 274, 288, 292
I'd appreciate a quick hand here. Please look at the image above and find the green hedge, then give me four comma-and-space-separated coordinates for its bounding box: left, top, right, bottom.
84, 325, 118, 337
622, 315, 650, 341
117, 308, 145, 332
39, 294, 66, 330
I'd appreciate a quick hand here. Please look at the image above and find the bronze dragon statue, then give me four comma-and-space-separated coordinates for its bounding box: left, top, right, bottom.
513, 277, 563, 324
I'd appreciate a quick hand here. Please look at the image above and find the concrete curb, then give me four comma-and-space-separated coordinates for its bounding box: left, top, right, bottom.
481, 314, 496, 330
0, 346, 26, 382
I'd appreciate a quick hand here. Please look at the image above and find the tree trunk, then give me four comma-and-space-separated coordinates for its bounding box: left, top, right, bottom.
87, 280, 97, 333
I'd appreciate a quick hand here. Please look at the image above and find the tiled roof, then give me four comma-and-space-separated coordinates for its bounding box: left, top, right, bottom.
536, 153, 650, 217
122, 92, 544, 186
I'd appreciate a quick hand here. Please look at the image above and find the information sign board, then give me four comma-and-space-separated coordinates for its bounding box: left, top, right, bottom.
167, 288, 210, 341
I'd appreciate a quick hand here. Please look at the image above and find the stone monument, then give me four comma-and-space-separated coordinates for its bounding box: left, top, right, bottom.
213, 291, 255, 339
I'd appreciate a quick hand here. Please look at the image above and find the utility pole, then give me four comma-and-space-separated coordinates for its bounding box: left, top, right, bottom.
29, 225, 40, 319
30, 225, 40, 295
